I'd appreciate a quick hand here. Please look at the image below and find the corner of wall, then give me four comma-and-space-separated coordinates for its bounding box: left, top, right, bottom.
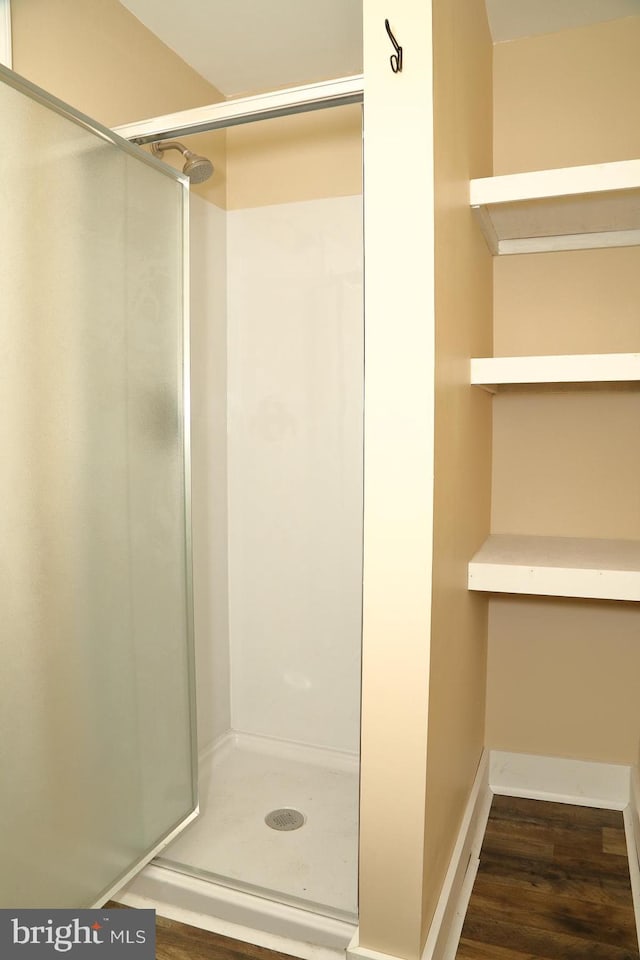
421, 0, 493, 946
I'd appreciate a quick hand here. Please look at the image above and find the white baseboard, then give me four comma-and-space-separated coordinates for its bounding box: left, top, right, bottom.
490, 750, 631, 809
628, 766, 640, 953
422, 751, 492, 960
347, 749, 492, 960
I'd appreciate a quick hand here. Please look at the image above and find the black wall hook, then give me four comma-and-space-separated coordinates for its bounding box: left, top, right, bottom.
385, 19, 403, 73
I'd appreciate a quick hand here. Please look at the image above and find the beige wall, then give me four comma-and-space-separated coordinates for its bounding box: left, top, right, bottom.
422, 0, 493, 942
492, 388, 640, 540
11, 0, 227, 207
487, 598, 640, 764
226, 105, 362, 209
11, 0, 223, 125
494, 248, 640, 357
493, 16, 640, 175
488, 17, 640, 765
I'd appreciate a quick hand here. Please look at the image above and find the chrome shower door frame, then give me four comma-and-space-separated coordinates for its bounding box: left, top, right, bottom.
0, 60, 198, 909
114, 74, 364, 143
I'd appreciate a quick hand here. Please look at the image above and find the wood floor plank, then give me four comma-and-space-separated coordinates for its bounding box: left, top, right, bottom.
461, 915, 639, 960
603, 825, 630, 856
484, 818, 633, 879
154, 916, 298, 960
479, 831, 555, 862
489, 795, 622, 830
468, 880, 639, 949
476, 851, 636, 907
483, 814, 605, 855
549, 844, 635, 878
455, 936, 540, 960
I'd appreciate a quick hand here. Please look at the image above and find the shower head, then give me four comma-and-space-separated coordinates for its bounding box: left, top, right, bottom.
151, 141, 214, 184
182, 151, 215, 184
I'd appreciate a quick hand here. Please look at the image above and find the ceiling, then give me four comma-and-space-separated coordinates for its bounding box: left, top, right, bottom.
119, 0, 363, 98
119, 0, 640, 99
485, 0, 640, 43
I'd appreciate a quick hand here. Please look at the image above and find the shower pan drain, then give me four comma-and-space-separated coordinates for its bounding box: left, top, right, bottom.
264, 808, 305, 831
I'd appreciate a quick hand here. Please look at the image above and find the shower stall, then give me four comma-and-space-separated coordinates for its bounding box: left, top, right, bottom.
118, 98, 364, 947
0, 50, 363, 957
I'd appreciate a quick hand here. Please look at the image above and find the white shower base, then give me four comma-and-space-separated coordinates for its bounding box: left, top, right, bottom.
116, 732, 359, 958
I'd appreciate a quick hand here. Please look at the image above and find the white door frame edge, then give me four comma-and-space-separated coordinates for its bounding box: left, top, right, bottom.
0, 0, 12, 68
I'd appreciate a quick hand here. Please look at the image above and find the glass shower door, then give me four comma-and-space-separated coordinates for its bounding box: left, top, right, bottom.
0, 64, 197, 907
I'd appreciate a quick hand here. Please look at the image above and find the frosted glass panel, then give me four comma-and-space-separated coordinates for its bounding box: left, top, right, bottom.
0, 68, 195, 906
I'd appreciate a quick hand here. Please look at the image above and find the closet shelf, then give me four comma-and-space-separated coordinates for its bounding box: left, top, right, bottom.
468, 534, 640, 602
470, 158, 640, 255
471, 352, 640, 390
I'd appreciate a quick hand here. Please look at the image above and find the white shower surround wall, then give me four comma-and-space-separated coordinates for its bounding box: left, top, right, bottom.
191, 191, 363, 754
226, 195, 363, 754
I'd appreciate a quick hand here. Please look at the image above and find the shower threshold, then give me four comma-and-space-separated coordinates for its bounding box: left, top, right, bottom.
116, 732, 359, 958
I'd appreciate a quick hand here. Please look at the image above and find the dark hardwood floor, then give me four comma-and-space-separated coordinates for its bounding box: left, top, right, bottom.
152, 915, 298, 960
107, 903, 298, 960
456, 795, 640, 960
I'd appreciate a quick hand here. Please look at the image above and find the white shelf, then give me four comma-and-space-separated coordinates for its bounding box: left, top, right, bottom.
471, 352, 640, 390
470, 159, 640, 255
468, 534, 640, 601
